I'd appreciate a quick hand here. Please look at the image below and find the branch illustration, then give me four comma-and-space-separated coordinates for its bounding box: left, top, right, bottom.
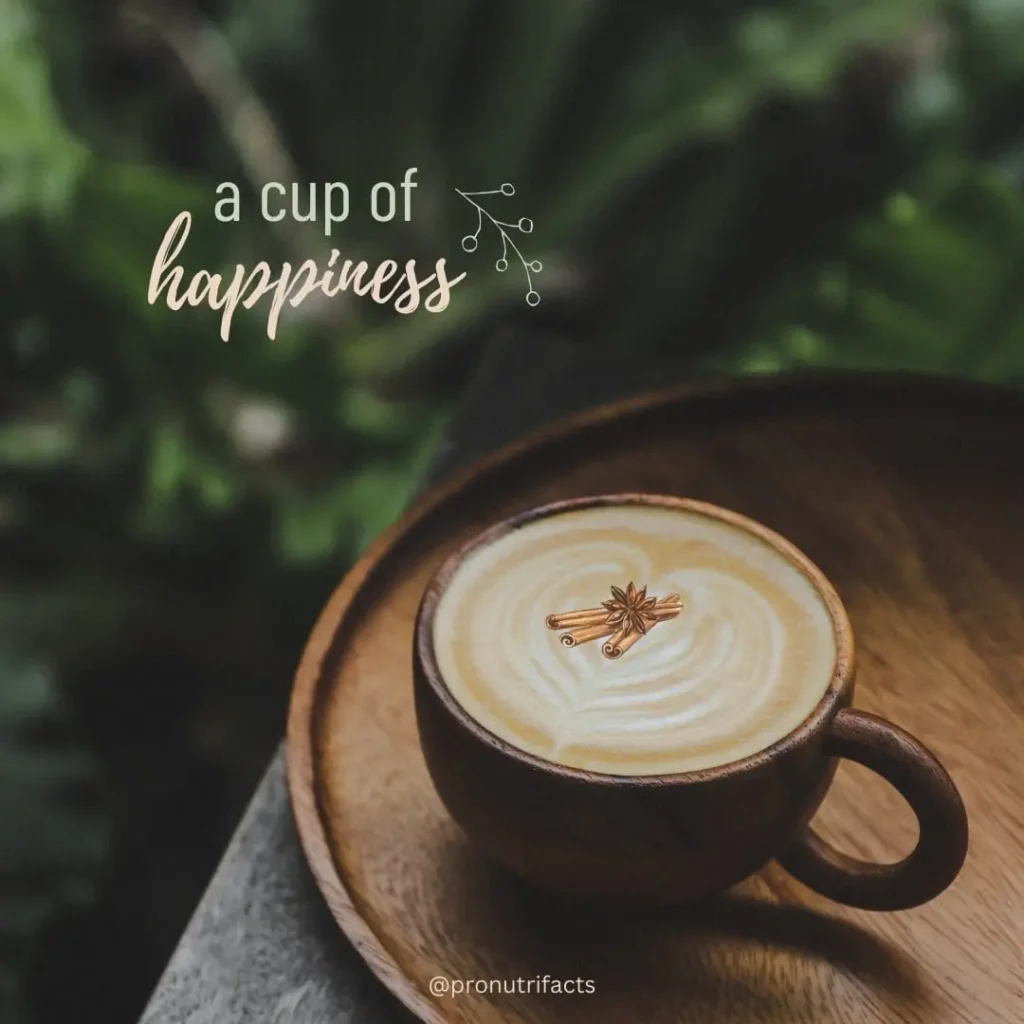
455, 184, 542, 306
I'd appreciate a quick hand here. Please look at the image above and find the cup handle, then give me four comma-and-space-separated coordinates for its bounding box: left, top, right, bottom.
778, 708, 969, 911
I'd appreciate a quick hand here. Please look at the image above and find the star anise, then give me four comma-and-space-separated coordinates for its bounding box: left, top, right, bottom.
601, 581, 660, 635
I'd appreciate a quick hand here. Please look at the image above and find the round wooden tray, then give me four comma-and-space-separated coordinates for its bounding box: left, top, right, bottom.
287, 373, 1024, 1024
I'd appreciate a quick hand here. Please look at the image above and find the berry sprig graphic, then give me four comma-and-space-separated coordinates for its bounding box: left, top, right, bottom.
455, 183, 542, 306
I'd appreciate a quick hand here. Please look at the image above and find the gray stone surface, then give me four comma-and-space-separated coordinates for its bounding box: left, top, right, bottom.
140, 331, 694, 1023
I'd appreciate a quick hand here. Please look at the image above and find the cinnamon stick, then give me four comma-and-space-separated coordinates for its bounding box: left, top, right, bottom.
602, 627, 645, 659
546, 608, 609, 630
560, 622, 616, 647
650, 607, 681, 622
650, 595, 682, 621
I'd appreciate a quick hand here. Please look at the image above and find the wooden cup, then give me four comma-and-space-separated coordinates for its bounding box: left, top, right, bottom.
412, 494, 968, 912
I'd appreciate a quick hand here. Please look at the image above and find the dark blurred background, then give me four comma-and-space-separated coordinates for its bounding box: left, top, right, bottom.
2, 1, 1023, 1022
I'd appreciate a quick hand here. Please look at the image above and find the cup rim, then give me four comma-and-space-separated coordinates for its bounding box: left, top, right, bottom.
414, 493, 855, 786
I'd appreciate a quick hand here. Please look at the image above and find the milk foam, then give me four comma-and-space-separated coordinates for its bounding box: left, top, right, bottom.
432, 505, 837, 775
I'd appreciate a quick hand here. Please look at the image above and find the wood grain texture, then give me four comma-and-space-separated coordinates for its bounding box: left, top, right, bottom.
287, 373, 1024, 1024
779, 708, 968, 910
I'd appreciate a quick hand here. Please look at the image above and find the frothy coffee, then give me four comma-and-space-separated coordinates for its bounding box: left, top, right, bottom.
431, 503, 837, 775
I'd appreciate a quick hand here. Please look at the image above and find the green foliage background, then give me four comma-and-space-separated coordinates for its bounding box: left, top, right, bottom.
2, 0, 1023, 1021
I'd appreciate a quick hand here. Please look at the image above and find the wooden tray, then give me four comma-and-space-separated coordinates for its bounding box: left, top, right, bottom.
287, 373, 1024, 1024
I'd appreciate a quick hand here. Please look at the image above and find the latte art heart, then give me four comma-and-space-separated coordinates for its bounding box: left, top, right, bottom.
432, 505, 837, 775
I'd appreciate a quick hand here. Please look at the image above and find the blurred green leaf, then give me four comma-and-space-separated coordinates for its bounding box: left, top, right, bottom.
542, 0, 939, 242
0, 0, 87, 220
196, 459, 242, 511
337, 387, 416, 439
457, 0, 606, 184
274, 404, 448, 562
349, 405, 450, 552
275, 485, 349, 563
68, 161, 222, 316
146, 419, 191, 503
727, 160, 1024, 377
